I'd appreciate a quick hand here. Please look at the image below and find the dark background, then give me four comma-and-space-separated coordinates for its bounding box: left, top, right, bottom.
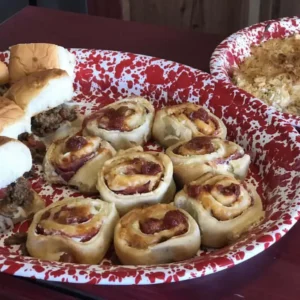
1, 0, 300, 36
0, 0, 87, 23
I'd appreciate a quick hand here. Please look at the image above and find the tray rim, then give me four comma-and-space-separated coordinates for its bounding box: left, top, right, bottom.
0, 47, 299, 285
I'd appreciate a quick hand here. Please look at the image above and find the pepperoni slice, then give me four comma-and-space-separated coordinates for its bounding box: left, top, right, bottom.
189, 107, 209, 123
216, 183, 241, 197
65, 136, 88, 152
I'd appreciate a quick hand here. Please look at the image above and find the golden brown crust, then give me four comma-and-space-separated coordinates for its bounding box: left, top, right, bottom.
9, 43, 60, 83
0, 97, 25, 133
0, 62, 9, 85
26, 197, 119, 264
43, 135, 116, 193
152, 103, 227, 147
166, 137, 251, 186
83, 96, 155, 150
97, 148, 176, 215
5, 69, 68, 111
174, 173, 265, 248
114, 203, 201, 265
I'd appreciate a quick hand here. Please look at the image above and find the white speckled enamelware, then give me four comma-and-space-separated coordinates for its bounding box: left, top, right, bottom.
0, 48, 299, 284
210, 16, 300, 127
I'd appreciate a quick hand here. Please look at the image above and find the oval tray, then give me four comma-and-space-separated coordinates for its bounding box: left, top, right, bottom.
0, 49, 299, 284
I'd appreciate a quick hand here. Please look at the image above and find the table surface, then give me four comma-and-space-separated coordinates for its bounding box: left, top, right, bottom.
0, 6, 299, 300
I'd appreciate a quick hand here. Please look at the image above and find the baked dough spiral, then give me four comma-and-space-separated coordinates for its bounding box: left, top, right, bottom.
152, 103, 227, 148
114, 203, 201, 265
97, 147, 176, 215
43, 134, 116, 193
83, 96, 154, 150
166, 136, 250, 186
26, 197, 119, 264
174, 173, 264, 248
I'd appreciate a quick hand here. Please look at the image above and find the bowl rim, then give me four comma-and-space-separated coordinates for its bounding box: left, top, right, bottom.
209, 16, 300, 127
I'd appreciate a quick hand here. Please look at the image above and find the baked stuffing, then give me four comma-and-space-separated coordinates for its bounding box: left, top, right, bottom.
233, 34, 300, 115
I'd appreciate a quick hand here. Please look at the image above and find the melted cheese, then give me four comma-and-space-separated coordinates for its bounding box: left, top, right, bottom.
55, 136, 100, 166
37, 202, 102, 241
119, 205, 189, 249
104, 158, 163, 192
105, 174, 156, 191
194, 119, 216, 135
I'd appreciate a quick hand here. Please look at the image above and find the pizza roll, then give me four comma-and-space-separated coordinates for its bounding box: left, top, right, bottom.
0, 61, 9, 85
83, 96, 154, 149
152, 103, 227, 148
174, 173, 265, 248
26, 197, 119, 264
97, 147, 176, 215
114, 203, 200, 265
0, 97, 31, 139
44, 134, 116, 193
166, 136, 250, 186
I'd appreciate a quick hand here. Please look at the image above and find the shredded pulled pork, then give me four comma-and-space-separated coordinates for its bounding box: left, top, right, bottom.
140, 210, 188, 235
4, 232, 29, 256
0, 177, 34, 218
233, 34, 300, 115
31, 104, 77, 137
4, 232, 27, 246
18, 133, 46, 164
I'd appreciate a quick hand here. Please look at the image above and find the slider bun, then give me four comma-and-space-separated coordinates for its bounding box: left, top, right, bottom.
0, 136, 32, 189
0, 62, 9, 85
9, 43, 76, 83
5, 69, 73, 118
0, 97, 31, 138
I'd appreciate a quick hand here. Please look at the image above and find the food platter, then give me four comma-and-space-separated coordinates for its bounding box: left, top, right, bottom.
0, 48, 299, 284
210, 16, 300, 127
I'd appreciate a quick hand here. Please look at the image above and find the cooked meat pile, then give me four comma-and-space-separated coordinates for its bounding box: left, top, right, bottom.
0, 177, 34, 218
18, 133, 46, 163
4, 232, 27, 246
4, 232, 29, 256
31, 104, 77, 137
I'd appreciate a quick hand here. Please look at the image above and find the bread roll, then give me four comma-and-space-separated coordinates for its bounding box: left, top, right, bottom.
114, 203, 201, 265
0, 136, 32, 189
174, 173, 265, 248
97, 147, 176, 215
153, 103, 227, 147
5, 69, 73, 118
166, 136, 251, 186
83, 96, 154, 150
0, 137, 45, 224
0, 62, 9, 85
26, 197, 119, 264
0, 97, 31, 139
44, 134, 116, 193
9, 43, 75, 83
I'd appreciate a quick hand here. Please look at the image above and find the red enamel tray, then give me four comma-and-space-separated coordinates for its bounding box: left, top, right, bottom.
0, 49, 299, 285
210, 16, 300, 127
